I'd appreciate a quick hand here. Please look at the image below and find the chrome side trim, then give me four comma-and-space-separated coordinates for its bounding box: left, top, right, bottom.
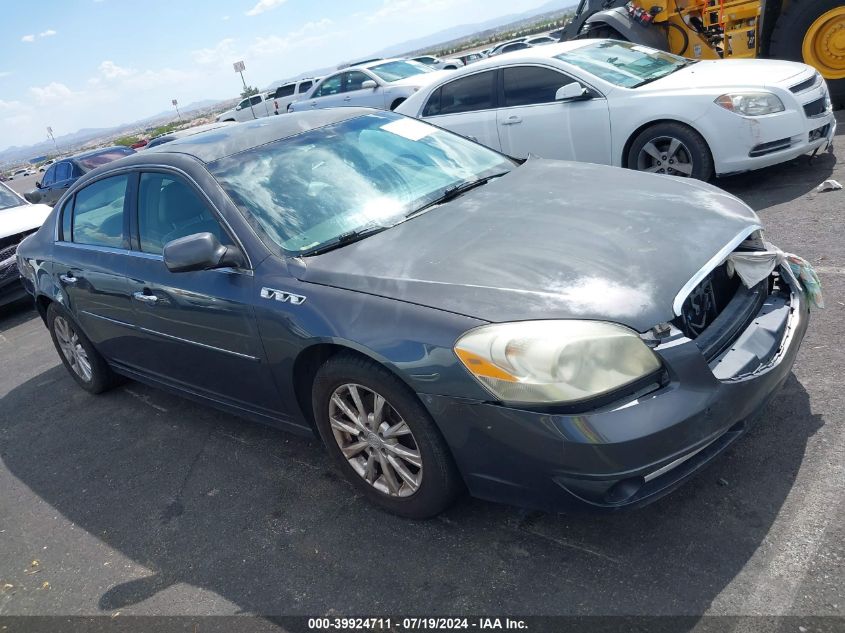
81, 310, 260, 362
643, 434, 721, 483
672, 224, 761, 316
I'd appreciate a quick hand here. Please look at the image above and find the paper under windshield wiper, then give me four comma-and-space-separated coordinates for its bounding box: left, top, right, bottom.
302, 225, 388, 256
406, 173, 508, 218
633, 61, 697, 87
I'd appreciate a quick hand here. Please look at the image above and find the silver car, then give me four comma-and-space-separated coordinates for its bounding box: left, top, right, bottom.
290, 58, 450, 112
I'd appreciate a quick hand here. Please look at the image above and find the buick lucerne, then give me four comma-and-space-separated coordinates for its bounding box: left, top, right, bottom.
17, 109, 809, 518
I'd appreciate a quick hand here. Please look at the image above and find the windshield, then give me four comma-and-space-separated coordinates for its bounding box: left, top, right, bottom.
555, 40, 690, 88
209, 113, 514, 255
77, 148, 134, 171
0, 182, 25, 210
367, 60, 432, 82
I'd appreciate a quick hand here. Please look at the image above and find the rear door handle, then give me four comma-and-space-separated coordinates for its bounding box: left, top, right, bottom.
59, 273, 77, 284
133, 291, 158, 304
501, 115, 522, 125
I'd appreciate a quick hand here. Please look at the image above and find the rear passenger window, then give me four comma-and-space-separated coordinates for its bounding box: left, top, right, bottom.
137, 173, 231, 254
425, 71, 496, 116
72, 175, 128, 248
298, 81, 312, 93
275, 84, 295, 98
60, 199, 72, 241
503, 66, 575, 107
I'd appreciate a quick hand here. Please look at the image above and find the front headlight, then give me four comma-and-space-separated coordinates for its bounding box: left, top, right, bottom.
715, 92, 785, 116
454, 320, 662, 405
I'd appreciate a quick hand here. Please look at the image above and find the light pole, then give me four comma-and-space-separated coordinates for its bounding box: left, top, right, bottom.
172, 99, 183, 122
46, 126, 58, 154
233, 60, 257, 120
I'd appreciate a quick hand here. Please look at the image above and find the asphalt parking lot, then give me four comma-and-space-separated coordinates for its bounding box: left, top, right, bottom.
1, 118, 843, 626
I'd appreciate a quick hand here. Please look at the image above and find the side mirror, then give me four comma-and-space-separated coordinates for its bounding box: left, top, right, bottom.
235, 105, 242, 111
163, 232, 244, 273
361, 79, 377, 90
555, 82, 590, 101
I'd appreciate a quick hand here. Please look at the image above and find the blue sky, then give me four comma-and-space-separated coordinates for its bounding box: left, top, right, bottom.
0, 0, 552, 151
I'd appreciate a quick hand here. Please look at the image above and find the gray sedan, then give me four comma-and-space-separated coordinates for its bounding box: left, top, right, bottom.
17, 109, 809, 518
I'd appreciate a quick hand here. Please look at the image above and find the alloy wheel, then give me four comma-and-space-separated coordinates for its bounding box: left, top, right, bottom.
328, 383, 423, 497
54, 316, 93, 382
636, 135, 694, 177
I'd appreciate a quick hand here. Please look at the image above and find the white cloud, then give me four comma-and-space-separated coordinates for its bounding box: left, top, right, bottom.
222, 15, 230, 20
0, 71, 11, 78
99, 60, 134, 79
21, 34, 35, 43
30, 82, 78, 106
191, 38, 240, 67
250, 19, 334, 56
39, 29, 57, 38
245, 0, 287, 17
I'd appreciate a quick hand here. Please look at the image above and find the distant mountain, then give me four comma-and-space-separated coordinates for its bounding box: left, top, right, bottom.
371, 0, 576, 57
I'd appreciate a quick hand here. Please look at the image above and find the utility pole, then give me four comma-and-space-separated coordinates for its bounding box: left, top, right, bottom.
172, 99, 183, 122
233, 60, 257, 120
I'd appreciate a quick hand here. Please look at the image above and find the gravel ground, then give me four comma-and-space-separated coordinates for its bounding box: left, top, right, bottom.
0, 116, 842, 630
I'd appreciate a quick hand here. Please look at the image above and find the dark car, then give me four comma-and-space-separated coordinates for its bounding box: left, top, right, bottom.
17, 109, 809, 518
24, 146, 135, 206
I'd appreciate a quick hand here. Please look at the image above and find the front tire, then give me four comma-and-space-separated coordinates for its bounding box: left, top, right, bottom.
47, 303, 118, 394
389, 98, 406, 111
312, 353, 463, 518
627, 122, 714, 180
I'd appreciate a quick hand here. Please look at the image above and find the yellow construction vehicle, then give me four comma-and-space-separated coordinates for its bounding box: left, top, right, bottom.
555, 0, 844, 105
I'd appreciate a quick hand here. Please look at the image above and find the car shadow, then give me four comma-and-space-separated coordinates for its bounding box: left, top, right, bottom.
0, 298, 36, 332
0, 356, 822, 619
716, 150, 837, 210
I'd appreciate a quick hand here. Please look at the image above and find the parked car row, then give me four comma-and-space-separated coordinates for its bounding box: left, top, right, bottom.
15, 104, 818, 518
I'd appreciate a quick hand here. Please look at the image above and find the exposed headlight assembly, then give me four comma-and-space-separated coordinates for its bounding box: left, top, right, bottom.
715, 92, 785, 116
454, 320, 662, 405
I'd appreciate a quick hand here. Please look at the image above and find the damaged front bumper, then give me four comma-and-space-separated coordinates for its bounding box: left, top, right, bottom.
422, 279, 808, 512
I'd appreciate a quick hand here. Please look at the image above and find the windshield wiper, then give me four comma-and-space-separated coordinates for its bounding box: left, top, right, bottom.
302, 224, 389, 257
633, 60, 697, 87
406, 172, 508, 219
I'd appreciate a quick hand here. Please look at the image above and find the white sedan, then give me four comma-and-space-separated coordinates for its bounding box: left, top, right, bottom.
0, 181, 52, 306
396, 40, 837, 180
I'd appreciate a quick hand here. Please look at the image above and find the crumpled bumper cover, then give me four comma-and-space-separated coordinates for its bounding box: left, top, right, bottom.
420, 287, 809, 512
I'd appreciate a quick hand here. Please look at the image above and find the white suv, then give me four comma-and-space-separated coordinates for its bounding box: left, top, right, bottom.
269, 77, 321, 115
290, 59, 449, 113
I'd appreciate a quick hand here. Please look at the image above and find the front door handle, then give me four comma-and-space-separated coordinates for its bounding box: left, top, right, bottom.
133, 291, 158, 304
500, 115, 522, 125
59, 273, 77, 284
343, 96, 352, 102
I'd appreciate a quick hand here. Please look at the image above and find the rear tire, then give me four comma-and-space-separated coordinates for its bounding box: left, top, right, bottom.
627, 122, 714, 181
312, 353, 463, 518
769, 0, 844, 108
47, 303, 118, 394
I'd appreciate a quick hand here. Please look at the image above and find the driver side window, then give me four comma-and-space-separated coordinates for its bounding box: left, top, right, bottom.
137, 173, 231, 255
42, 165, 57, 187
314, 75, 342, 97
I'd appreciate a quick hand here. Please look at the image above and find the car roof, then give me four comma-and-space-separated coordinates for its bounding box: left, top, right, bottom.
144, 108, 374, 163
441, 40, 594, 75
68, 145, 134, 161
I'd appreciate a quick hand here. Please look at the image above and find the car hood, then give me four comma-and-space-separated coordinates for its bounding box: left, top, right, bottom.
296, 160, 760, 332
643, 59, 810, 91
0, 202, 52, 239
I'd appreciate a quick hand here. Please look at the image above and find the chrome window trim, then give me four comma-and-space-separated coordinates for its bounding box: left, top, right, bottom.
672, 224, 762, 316
53, 163, 254, 271
81, 310, 260, 362
54, 241, 129, 256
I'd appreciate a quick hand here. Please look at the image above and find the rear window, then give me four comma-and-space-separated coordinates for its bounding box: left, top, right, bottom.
77, 148, 134, 171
